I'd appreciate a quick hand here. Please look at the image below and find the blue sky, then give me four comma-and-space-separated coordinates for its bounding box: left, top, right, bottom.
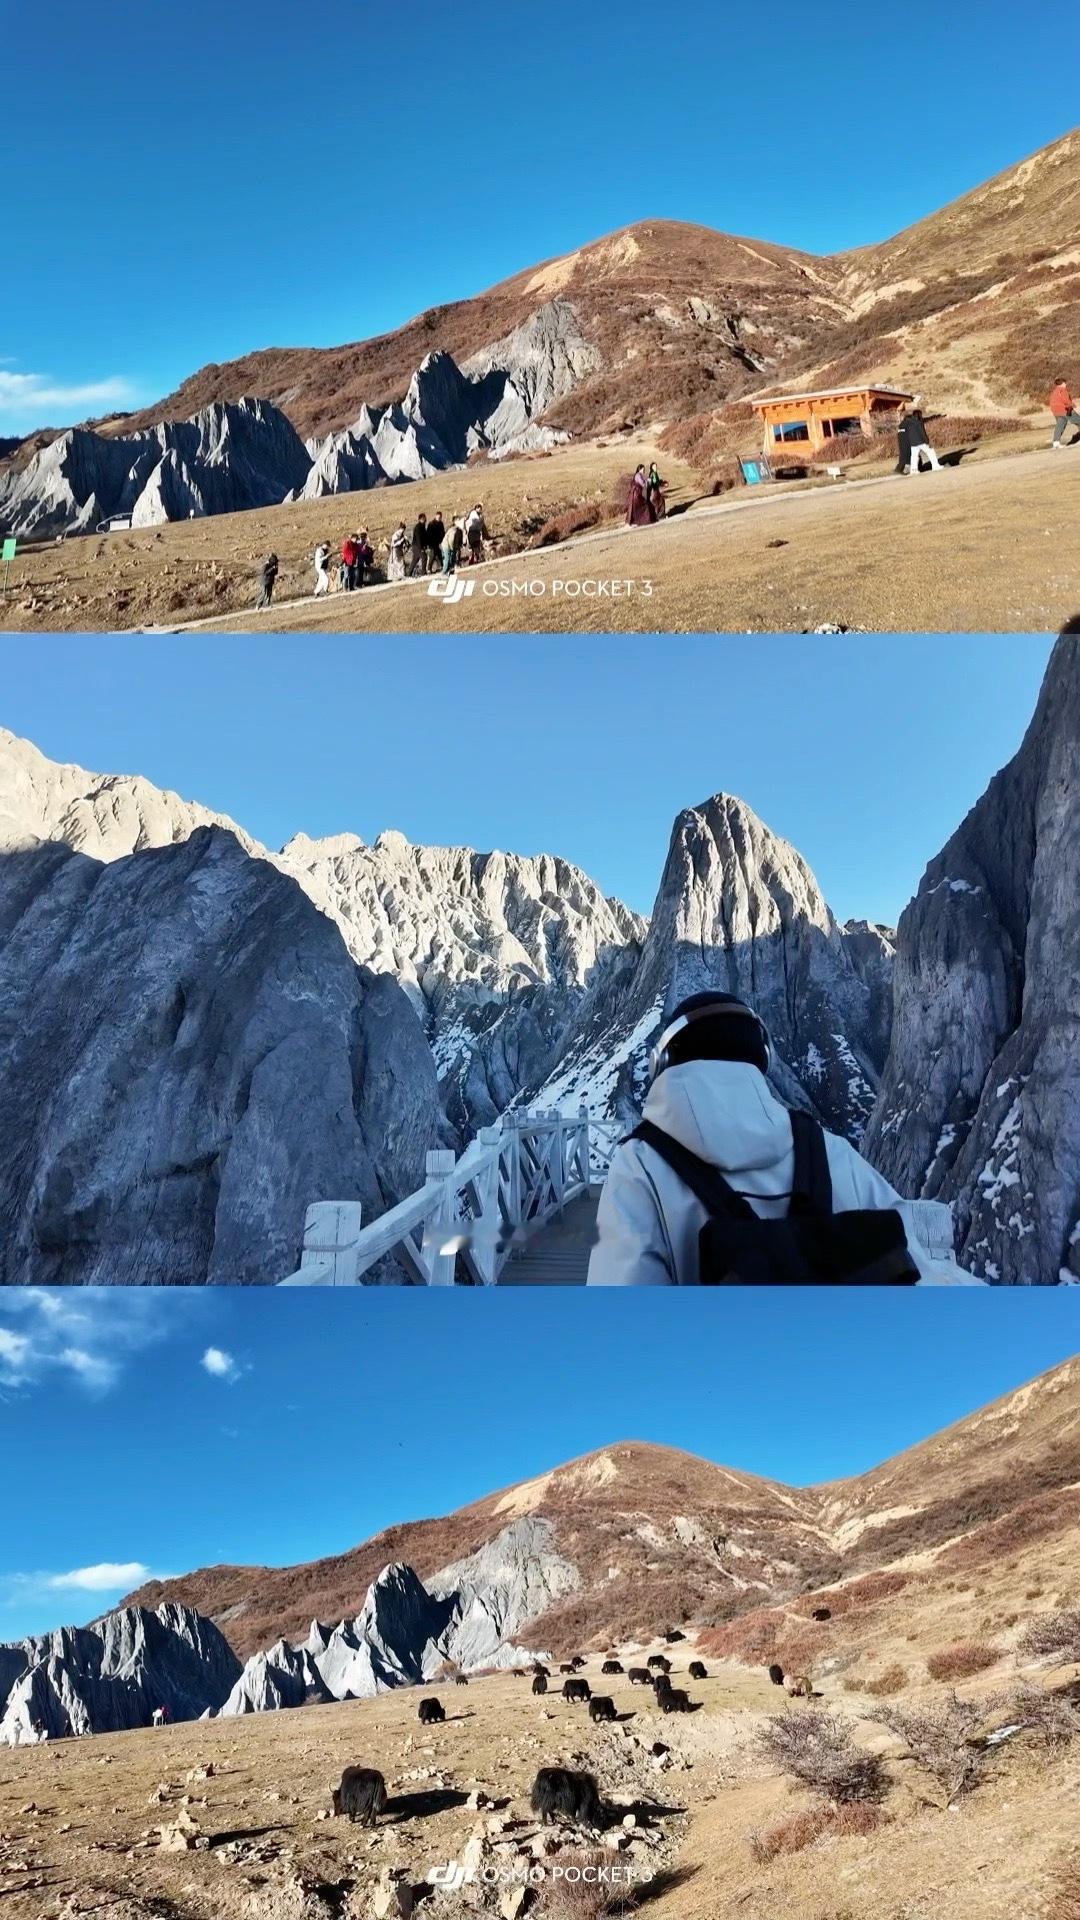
0, 1287, 1077, 1642
2, 632, 1052, 923
3, 0, 1076, 434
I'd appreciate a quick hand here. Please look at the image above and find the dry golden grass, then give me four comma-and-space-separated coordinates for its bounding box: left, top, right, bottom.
1046, 1855, 1080, 1920
6, 430, 1080, 635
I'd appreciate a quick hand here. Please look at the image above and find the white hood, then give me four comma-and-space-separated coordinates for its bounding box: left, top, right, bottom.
588, 1060, 980, 1286
640, 1060, 800, 1177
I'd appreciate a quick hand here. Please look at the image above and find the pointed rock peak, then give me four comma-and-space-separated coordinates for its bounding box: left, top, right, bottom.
280, 830, 366, 862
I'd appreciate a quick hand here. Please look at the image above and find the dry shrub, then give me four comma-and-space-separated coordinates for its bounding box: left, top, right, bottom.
749, 1806, 832, 1861
1018, 1609, 1080, 1663
797, 1571, 911, 1623
533, 1849, 637, 1918
658, 400, 756, 469
873, 1694, 986, 1805
831, 1802, 886, 1840
757, 1710, 886, 1805
699, 1606, 783, 1665
1046, 1854, 1080, 1920
852, 1667, 908, 1698
707, 459, 744, 494
926, 1642, 1000, 1682
775, 1630, 820, 1673
530, 503, 604, 548
749, 1801, 884, 1862
808, 428, 888, 465
1000, 1682, 1080, 1754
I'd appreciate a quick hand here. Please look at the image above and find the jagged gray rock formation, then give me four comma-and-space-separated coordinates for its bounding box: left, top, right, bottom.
218, 1529, 566, 1719
532, 793, 896, 1142
278, 828, 646, 1132
296, 319, 584, 502
463, 299, 602, 434
214, 1642, 335, 1716
0, 1604, 241, 1744
0, 1533, 569, 1739
864, 631, 1080, 1284
0, 824, 439, 1283
429, 1516, 582, 1663
2, 302, 594, 535
0, 400, 311, 539
0, 729, 646, 1142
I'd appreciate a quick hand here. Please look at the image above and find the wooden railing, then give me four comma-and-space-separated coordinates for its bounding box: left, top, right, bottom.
279, 1107, 615, 1287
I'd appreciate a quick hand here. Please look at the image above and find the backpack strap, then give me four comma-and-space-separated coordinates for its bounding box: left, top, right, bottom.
629, 1121, 758, 1223
788, 1110, 834, 1217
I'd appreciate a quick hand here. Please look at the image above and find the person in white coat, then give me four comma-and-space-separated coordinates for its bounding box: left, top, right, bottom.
587, 991, 980, 1286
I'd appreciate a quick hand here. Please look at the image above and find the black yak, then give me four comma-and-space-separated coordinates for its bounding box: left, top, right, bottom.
418, 1697, 445, 1724
562, 1677, 590, 1703
530, 1767, 603, 1829
331, 1767, 387, 1827
532, 1673, 548, 1695
812, 1607, 832, 1622
647, 1655, 671, 1673
659, 1687, 691, 1713
601, 1659, 623, 1675
768, 1663, 785, 1687
628, 1667, 652, 1686
589, 1694, 617, 1723
689, 1661, 707, 1680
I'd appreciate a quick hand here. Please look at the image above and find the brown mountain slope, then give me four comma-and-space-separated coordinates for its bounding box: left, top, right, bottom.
119, 220, 844, 443
776, 125, 1080, 411
105, 130, 1080, 451
123, 1358, 1080, 1659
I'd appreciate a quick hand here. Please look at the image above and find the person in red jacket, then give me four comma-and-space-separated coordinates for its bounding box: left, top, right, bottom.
1049, 378, 1080, 447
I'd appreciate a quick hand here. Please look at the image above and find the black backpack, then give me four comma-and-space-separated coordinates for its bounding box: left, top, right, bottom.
629, 1111, 919, 1285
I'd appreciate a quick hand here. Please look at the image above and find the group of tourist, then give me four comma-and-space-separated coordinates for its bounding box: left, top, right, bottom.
384, 503, 489, 582
254, 377, 1078, 611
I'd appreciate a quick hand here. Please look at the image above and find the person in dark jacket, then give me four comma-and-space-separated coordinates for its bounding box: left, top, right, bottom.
898, 398, 941, 474
354, 529, 374, 586
410, 513, 429, 574
257, 553, 279, 607
427, 510, 446, 568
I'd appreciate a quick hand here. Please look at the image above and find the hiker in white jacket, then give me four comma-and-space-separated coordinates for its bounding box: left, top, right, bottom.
587, 992, 980, 1287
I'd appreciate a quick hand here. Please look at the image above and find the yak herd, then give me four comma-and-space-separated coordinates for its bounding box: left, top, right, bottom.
328, 1636, 814, 1834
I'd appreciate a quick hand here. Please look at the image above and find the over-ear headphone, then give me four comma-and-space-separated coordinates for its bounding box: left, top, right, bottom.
648, 994, 772, 1082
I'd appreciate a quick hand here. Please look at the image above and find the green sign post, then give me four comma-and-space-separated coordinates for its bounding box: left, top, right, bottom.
1, 537, 14, 597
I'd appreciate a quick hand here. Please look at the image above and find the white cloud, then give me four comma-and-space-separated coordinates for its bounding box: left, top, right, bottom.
201, 1346, 240, 1383
45, 1562, 150, 1593
0, 369, 136, 432
0, 1290, 204, 1398
0, 1327, 30, 1373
